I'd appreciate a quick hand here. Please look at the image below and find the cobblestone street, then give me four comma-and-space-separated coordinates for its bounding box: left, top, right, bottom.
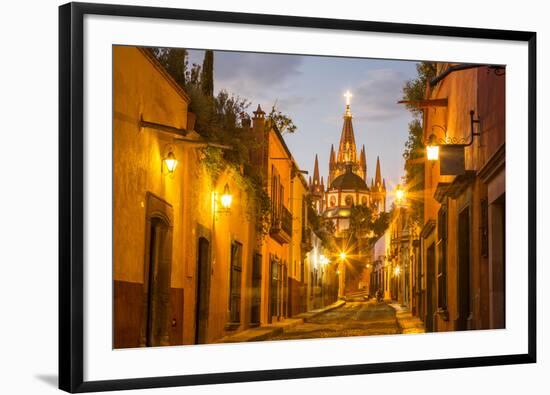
269, 299, 399, 341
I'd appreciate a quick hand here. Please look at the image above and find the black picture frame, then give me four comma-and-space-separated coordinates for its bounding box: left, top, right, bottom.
59, 2, 537, 393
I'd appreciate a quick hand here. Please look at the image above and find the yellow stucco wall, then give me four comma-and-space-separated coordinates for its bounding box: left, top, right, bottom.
260, 129, 292, 323
206, 169, 258, 341
113, 46, 189, 287
114, 46, 259, 345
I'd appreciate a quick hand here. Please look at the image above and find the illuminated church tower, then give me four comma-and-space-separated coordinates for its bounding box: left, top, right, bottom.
310, 91, 386, 232
328, 91, 368, 184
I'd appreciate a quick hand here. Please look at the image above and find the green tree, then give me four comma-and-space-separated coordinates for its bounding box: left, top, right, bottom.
402, 62, 437, 117
349, 205, 374, 238
402, 119, 425, 224
371, 211, 390, 241
151, 47, 188, 88
400, 62, 436, 225
267, 103, 297, 135
201, 50, 214, 97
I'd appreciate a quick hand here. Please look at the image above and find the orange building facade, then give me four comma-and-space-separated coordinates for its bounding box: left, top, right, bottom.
113, 47, 259, 347
113, 46, 337, 348
249, 106, 337, 323
416, 64, 506, 332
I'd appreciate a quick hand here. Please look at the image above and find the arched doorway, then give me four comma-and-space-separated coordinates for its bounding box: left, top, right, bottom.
140, 193, 173, 347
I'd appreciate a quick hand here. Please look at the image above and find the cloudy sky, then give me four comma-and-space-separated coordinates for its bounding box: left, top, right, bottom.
188, 49, 418, 200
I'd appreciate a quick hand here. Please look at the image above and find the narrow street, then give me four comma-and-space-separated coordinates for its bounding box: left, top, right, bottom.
269, 298, 399, 341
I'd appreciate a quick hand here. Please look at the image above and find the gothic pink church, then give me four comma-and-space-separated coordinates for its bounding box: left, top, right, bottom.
309, 96, 387, 234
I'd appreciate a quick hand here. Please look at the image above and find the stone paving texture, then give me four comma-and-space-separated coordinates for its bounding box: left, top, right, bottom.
218, 300, 346, 343
269, 299, 399, 341
219, 298, 426, 343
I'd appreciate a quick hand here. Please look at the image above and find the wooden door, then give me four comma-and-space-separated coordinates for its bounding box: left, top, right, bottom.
195, 237, 211, 344
143, 216, 172, 347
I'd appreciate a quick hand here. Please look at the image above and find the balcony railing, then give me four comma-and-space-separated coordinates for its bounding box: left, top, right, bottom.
270, 206, 292, 244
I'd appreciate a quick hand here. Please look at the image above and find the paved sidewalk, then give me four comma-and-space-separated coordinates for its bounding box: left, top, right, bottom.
389, 303, 426, 334
218, 300, 346, 343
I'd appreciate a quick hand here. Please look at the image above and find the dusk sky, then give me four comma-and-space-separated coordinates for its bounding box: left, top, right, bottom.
188, 49, 419, 203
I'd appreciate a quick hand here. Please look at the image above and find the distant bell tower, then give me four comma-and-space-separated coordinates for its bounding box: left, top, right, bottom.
371, 156, 386, 213
310, 154, 324, 214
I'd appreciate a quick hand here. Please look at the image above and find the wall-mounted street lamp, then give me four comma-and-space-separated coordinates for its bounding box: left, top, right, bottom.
162, 144, 178, 176
393, 265, 401, 277
163, 151, 178, 173
220, 183, 233, 210
426, 136, 440, 161
425, 110, 481, 162
213, 183, 233, 215
339, 251, 347, 261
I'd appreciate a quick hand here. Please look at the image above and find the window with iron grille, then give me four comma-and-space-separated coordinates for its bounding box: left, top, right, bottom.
437, 207, 448, 310
229, 241, 243, 324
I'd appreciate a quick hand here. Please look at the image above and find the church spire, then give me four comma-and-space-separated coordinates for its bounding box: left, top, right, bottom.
313, 154, 320, 185
360, 145, 366, 180
337, 91, 357, 164
375, 156, 382, 189
360, 145, 366, 165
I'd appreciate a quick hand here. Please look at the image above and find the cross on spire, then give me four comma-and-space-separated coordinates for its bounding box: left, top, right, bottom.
344, 90, 353, 106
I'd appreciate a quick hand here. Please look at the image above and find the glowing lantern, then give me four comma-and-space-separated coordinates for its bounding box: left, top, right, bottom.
427, 144, 439, 161
163, 151, 178, 174
220, 183, 232, 210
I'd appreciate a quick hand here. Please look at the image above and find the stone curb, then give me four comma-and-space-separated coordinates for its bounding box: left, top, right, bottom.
294, 300, 347, 322
388, 304, 426, 334
389, 305, 403, 333
218, 300, 346, 343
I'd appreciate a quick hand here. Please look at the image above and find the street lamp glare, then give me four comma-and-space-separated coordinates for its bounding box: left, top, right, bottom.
339, 251, 347, 261
427, 144, 439, 161
163, 151, 178, 174
220, 183, 232, 209
395, 186, 405, 203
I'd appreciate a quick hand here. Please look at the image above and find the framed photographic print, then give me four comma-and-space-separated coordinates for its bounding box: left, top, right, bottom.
59, 2, 537, 392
